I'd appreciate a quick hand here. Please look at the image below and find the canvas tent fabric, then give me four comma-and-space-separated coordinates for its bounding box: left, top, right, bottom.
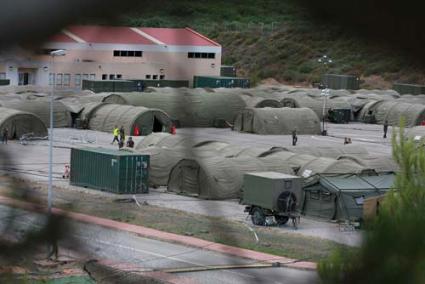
233, 107, 321, 135
135, 133, 201, 150
406, 126, 425, 144
302, 174, 395, 220
85, 103, 172, 135
102, 89, 248, 127
268, 145, 369, 159
0, 107, 47, 139
336, 155, 398, 173
298, 157, 368, 177
373, 100, 425, 126
0, 100, 72, 128
167, 156, 294, 199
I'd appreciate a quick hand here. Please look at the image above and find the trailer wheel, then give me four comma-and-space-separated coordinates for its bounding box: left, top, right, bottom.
251, 207, 266, 226
275, 216, 289, 225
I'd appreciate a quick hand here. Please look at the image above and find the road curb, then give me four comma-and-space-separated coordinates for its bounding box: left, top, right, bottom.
0, 195, 317, 271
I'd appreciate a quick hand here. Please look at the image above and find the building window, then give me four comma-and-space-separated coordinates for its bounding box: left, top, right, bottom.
49, 73, 55, 85
63, 74, 70, 86
89, 74, 96, 80
153, 75, 158, 80
0, 73, 5, 79
56, 73, 63, 86
188, 52, 215, 59
102, 74, 107, 80
109, 74, 115, 80
145, 75, 151, 79
82, 74, 89, 81
75, 74, 81, 86
116, 74, 122, 79
160, 75, 165, 80
113, 50, 143, 57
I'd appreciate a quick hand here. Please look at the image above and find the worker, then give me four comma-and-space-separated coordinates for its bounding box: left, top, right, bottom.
126, 137, 134, 148
119, 126, 125, 142
170, 124, 176, 135
292, 129, 298, 146
111, 126, 120, 144
134, 125, 140, 136
2, 127, 8, 144
118, 139, 124, 149
62, 164, 70, 179
383, 120, 389, 139
344, 137, 352, 145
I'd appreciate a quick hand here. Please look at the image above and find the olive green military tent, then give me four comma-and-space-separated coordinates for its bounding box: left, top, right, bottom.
406, 126, 425, 144
102, 89, 247, 127
167, 156, 294, 199
0, 100, 72, 128
302, 174, 395, 220
233, 107, 321, 135
0, 107, 47, 139
298, 157, 369, 177
336, 155, 398, 173
82, 103, 172, 136
267, 145, 369, 159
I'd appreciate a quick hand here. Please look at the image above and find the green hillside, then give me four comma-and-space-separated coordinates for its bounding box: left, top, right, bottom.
119, 0, 425, 88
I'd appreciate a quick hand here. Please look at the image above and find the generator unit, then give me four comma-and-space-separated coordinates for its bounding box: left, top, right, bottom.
242, 172, 302, 227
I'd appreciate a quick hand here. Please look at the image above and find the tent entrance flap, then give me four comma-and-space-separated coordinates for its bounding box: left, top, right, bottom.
153, 115, 163, 133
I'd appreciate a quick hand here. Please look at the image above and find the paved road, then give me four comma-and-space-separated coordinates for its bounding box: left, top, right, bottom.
0, 204, 319, 284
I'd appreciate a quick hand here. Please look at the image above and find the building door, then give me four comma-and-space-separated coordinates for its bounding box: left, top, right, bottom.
18, 68, 36, 85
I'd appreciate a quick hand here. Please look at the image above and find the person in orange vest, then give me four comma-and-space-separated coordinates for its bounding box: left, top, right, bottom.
170, 124, 176, 135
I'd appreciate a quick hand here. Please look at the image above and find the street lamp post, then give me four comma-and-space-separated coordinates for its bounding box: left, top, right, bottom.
317, 55, 333, 136
48, 49, 66, 214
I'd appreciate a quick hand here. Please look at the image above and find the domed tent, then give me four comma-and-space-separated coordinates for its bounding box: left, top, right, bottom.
233, 107, 321, 135
135, 133, 200, 150
167, 156, 294, 199
269, 145, 369, 159
372, 100, 425, 126
298, 157, 369, 177
0, 108, 47, 139
238, 94, 283, 108
0, 100, 72, 128
336, 155, 398, 173
102, 89, 247, 127
84, 103, 172, 136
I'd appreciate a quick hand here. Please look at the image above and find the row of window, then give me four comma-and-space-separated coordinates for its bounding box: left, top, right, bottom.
102, 74, 122, 80
188, 52, 215, 59
113, 50, 143, 57
145, 74, 165, 80
49, 73, 95, 86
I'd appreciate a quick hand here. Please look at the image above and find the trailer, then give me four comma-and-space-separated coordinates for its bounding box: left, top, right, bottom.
242, 172, 302, 228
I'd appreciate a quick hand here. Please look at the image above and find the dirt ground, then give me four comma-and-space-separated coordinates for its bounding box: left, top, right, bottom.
0, 123, 395, 250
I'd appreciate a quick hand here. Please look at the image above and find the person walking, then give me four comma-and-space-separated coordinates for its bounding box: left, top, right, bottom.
126, 137, 134, 148
383, 120, 389, 139
119, 126, 125, 143
292, 129, 298, 146
2, 127, 8, 144
111, 126, 120, 144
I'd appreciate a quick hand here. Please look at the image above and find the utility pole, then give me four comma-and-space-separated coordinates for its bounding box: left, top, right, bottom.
48, 49, 66, 214
317, 55, 333, 136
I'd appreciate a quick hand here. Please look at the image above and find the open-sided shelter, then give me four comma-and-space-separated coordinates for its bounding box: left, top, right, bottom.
302, 174, 395, 220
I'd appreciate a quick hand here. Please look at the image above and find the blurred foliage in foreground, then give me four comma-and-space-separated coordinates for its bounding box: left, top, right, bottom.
319, 120, 425, 283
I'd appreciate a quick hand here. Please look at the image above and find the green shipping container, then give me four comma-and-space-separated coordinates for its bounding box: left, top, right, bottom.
393, 83, 425, 95
0, 79, 10, 86
321, 74, 359, 90
193, 76, 250, 88
131, 80, 189, 89
82, 80, 136, 93
70, 147, 149, 194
